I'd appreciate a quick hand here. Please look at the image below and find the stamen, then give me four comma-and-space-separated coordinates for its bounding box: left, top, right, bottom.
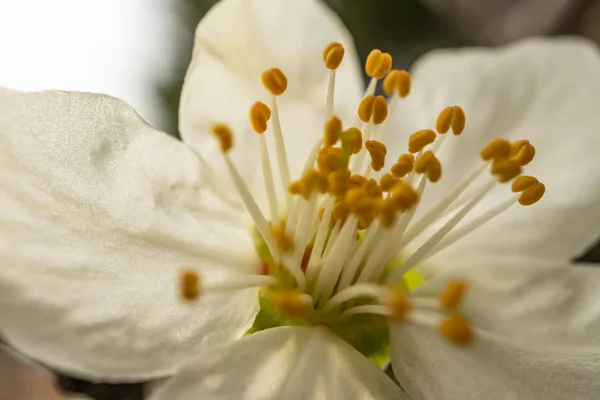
491, 159, 521, 183
391, 153, 415, 178
440, 314, 474, 346
480, 138, 511, 161
323, 42, 345, 117
510, 140, 536, 166
439, 280, 467, 310
211, 123, 234, 153
408, 129, 437, 153
414, 151, 442, 182
435, 106, 466, 135
365, 49, 392, 80
365, 140, 387, 171
324, 116, 342, 146
305, 199, 335, 286
328, 170, 351, 197
271, 226, 294, 253
205, 275, 278, 292
379, 173, 398, 192
516, 183, 545, 206
383, 69, 411, 98
273, 291, 313, 318
249, 101, 271, 134
322, 283, 388, 312
341, 304, 390, 319
261, 68, 288, 96
388, 291, 411, 322
180, 269, 201, 301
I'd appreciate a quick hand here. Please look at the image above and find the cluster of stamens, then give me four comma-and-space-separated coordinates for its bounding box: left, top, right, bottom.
179, 42, 546, 347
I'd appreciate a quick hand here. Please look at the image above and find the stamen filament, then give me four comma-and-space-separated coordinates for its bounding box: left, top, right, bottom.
341, 304, 389, 319
338, 220, 381, 290
388, 179, 496, 283
271, 97, 292, 212
322, 283, 388, 312
305, 199, 335, 286
326, 70, 336, 118
204, 275, 278, 292
259, 134, 280, 221
426, 194, 519, 258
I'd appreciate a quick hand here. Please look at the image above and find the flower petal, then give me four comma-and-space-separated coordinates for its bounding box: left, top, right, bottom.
390, 37, 600, 263
391, 261, 600, 400
0, 88, 259, 381
150, 326, 407, 400
179, 0, 363, 185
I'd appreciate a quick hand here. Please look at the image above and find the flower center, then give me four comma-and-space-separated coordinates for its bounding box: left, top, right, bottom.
179, 43, 545, 364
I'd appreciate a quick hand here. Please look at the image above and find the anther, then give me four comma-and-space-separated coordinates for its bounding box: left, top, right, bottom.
388, 291, 411, 322
249, 101, 271, 134
357, 95, 388, 124
518, 182, 545, 206
480, 138, 511, 161
328, 169, 351, 197
383, 69, 411, 98
261, 68, 288, 96
324, 116, 342, 146
273, 291, 309, 318
323, 42, 345, 70
211, 124, 234, 153
511, 175, 539, 192
332, 200, 351, 220
365, 140, 387, 171
381, 199, 399, 227
390, 181, 419, 210
341, 127, 363, 154
349, 174, 367, 188
435, 106, 466, 135
440, 280, 467, 310
440, 314, 474, 346
300, 170, 328, 198
180, 269, 201, 301
271, 226, 294, 252
491, 159, 521, 183
380, 173, 399, 192
408, 129, 437, 153
391, 153, 414, 178
317, 147, 342, 174
451, 106, 466, 135
415, 151, 442, 182
361, 178, 383, 199
510, 140, 536, 166
365, 49, 392, 79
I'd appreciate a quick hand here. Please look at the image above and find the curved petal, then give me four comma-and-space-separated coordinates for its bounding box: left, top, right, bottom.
0, 88, 259, 381
390, 262, 600, 400
389, 37, 600, 264
179, 0, 364, 187
150, 326, 407, 400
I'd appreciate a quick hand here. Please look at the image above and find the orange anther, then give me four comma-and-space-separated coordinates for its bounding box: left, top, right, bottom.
180, 269, 201, 301
365, 49, 392, 79
211, 124, 234, 153
388, 291, 411, 322
365, 140, 387, 171
261, 68, 288, 96
440, 280, 467, 310
383, 69, 411, 97
491, 159, 521, 183
323, 42, 345, 70
511, 175, 539, 193
324, 116, 342, 146
480, 138, 511, 161
440, 314, 473, 346
249, 101, 271, 134
408, 129, 436, 153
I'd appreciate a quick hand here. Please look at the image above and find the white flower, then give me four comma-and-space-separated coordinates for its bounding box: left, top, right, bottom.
0, 0, 599, 399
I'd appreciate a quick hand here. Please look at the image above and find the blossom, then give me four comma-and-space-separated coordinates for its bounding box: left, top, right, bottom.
0, 0, 600, 399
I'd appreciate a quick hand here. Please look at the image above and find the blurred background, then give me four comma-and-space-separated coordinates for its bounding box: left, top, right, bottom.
0, 0, 599, 399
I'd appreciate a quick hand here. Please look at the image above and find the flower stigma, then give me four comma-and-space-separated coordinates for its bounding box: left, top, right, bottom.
179, 43, 546, 366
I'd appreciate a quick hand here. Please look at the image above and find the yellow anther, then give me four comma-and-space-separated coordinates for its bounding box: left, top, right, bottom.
288, 181, 302, 195
415, 151, 442, 183
349, 174, 367, 189
249, 101, 271, 134
408, 129, 437, 153
365, 140, 387, 171
341, 127, 363, 154
324, 116, 342, 146
451, 106, 466, 135
440, 314, 474, 346
365, 49, 393, 79
380, 198, 399, 228
332, 200, 351, 220
380, 173, 399, 192
480, 138, 511, 161
362, 179, 383, 199
211, 124, 234, 153
180, 269, 201, 301
357, 95, 388, 124
390, 181, 419, 211
271, 226, 294, 252
511, 175, 539, 193
317, 146, 342, 174
323, 42, 345, 70
518, 182, 545, 206
383, 69, 411, 97
391, 153, 415, 178
273, 291, 308, 318
440, 280, 467, 310
510, 140, 536, 166
491, 159, 522, 183
328, 169, 351, 197
388, 291, 411, 322
351, 197, 379, 218
436, 107, 454, 134
301, 170, 328, 198
261, 68, 288, 96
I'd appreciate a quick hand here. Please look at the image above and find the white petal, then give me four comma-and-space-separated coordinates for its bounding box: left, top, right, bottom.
391, 262, 600, 400
0, 88, 259, 381
391, 37, 600, 263
179, 0, 363, 184
150, 326, 407, 400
